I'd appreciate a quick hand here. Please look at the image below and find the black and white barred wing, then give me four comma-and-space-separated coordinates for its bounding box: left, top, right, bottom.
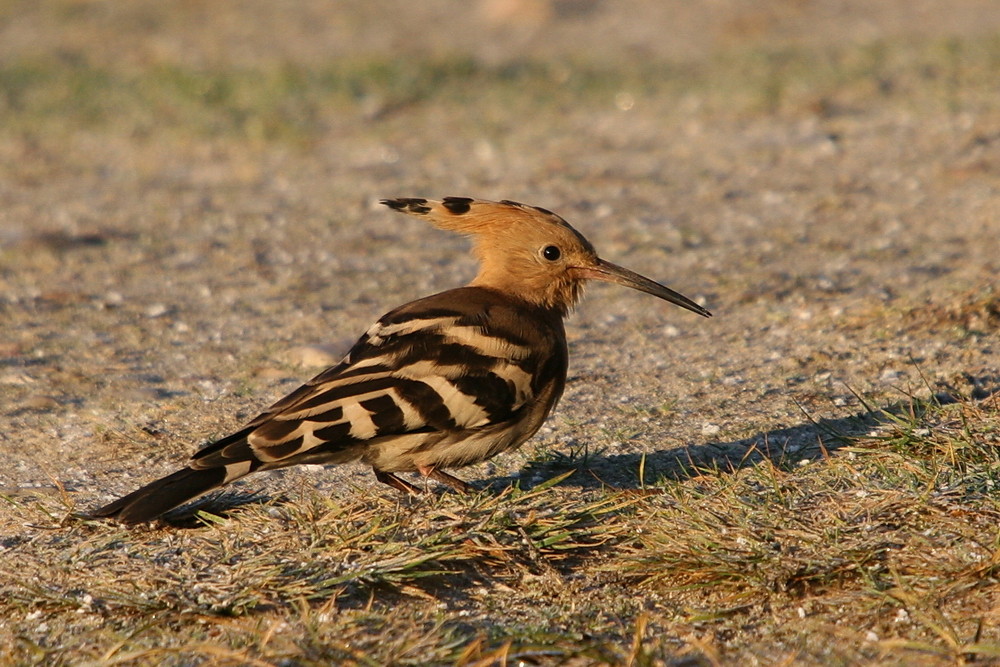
190, 295, 542, 470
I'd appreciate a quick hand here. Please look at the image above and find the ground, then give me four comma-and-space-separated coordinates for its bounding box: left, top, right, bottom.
1, 1, 1000, 665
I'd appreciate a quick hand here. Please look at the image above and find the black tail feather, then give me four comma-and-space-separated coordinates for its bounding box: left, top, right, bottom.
91, 467, 228, 524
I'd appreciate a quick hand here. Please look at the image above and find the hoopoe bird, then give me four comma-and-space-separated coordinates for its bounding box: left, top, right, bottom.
93, 197, 710, 523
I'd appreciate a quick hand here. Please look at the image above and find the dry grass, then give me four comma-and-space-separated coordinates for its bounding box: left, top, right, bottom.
906, 285, 1000, 338
2, 474, 642, 664
4, 392, 999, 664
615, 392, 1000, 663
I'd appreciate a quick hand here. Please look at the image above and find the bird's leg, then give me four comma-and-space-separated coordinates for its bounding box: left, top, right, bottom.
417, 465, 475, 493
373, 469, 423, 495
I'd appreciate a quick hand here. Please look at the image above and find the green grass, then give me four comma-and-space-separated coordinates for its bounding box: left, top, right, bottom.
3, 33, 1000, 145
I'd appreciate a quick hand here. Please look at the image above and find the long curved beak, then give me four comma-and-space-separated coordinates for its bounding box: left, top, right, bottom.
573, 259, 711, 318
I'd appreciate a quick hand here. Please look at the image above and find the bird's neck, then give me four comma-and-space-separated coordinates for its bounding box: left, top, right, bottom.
470, 271, 581, 318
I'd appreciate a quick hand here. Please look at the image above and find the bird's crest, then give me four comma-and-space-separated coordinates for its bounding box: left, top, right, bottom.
381, 197, 584, 237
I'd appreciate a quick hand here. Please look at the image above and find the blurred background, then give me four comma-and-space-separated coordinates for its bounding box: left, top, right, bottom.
2, 0, 1000, 483
4, 0, 1000, 210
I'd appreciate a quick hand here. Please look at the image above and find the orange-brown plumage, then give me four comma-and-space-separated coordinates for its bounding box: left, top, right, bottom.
93, 197, 710, 523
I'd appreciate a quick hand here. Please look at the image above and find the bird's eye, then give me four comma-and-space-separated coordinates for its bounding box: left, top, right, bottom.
542, 245, 561, 261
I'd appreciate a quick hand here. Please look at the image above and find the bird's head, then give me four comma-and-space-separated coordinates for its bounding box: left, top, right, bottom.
381, 197, 711, 318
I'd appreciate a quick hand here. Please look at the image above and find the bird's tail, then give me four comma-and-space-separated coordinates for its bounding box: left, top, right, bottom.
91, 466, 230, 524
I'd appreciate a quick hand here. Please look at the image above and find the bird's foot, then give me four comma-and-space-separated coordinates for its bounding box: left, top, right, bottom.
373, 469, 423, 495
417, 465, 475, 493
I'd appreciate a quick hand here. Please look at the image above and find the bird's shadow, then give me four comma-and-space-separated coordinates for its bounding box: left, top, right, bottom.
501, 375, 1000, 492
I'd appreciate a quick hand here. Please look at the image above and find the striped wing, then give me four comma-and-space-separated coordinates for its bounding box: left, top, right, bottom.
190, 288, 556, 470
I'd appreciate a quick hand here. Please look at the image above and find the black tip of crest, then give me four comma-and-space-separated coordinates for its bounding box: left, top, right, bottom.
380, 198, 431, 214
441, 197, 473, 214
